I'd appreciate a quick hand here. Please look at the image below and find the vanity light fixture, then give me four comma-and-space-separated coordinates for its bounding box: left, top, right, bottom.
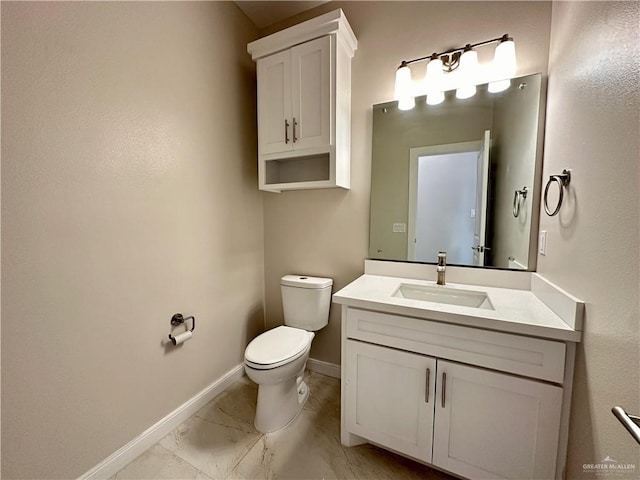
394, 34, 517, 109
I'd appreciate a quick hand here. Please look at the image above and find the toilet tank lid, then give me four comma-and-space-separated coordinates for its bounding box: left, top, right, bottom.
281, 275, 333, 289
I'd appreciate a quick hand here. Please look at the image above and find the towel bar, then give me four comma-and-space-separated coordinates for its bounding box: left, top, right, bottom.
612, 406, 640, 444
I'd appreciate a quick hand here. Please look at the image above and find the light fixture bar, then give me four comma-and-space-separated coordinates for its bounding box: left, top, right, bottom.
397, 34, 511, 69
394, 34, 516, 110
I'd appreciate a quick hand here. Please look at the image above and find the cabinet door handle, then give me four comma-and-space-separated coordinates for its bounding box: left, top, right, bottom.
292, 117, 298, 143
441, 372, 447, 408
284, 119, 290, 144
425, 368, 431, 403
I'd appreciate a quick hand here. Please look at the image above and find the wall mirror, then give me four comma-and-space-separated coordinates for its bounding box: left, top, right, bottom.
369, 73, 545, 270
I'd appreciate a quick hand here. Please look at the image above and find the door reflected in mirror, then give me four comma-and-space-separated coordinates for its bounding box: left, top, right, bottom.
370, 73, 545, 270
408, 131, 490, 266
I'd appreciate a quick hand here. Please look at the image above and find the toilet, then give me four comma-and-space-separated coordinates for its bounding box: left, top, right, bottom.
244, 274, 332, 433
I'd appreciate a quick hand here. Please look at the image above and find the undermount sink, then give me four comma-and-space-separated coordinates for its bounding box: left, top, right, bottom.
392, 283, 494, 310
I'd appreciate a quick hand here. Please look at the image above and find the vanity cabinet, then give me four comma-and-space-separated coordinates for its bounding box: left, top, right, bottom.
341, 307, 568, 480
247, 10, 357, 192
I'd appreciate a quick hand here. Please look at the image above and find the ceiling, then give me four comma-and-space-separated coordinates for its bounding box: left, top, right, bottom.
234, 1, 330, 29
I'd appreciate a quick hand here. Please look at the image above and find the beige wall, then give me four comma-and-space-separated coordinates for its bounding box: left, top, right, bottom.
260, 1, 552, 365
540, 1, 640, 475
1, 2, 262, 478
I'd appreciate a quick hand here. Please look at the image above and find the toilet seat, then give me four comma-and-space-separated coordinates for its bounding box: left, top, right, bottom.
245, 326, 313, 370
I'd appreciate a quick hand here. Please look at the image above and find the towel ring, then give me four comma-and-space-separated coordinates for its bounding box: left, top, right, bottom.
544, 169, 571, 216
512, 186, 528, 218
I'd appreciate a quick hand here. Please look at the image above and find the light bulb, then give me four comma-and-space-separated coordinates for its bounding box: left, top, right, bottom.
398, 96, 416, 110
427, 91, 445, 105
488, 78, 511, 93
456, 47, 478, 99
493, 37, 517, 78
456, 84, 476, 99
395, 64, 415, 110
489, 36, 516, 93
425, 56, 445, 105
425, 56, 444, 91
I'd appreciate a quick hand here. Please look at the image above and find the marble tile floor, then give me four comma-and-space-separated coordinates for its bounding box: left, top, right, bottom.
111, 371, 456, 480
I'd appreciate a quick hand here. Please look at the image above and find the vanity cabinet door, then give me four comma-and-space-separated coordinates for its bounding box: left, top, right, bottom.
432, 360, 563, 480
345, 340, 436, 463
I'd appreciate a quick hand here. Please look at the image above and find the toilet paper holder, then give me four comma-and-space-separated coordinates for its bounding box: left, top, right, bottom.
168, 313, 195, 345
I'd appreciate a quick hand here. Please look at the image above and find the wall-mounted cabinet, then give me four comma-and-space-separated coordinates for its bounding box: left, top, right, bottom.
247, 9, 357, 192
258, 36, 331, 156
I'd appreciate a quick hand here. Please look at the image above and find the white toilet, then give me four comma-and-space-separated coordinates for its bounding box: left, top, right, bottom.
244, 274, 332, 433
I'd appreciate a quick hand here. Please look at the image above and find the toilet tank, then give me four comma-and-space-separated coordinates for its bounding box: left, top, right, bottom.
280, 275, 333, 331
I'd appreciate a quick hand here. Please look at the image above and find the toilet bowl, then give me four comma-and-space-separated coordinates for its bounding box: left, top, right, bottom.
245, 326, 314, 433
244, 275, 332, 433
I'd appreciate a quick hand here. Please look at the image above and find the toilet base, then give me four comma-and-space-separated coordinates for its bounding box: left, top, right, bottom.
254, 371, 309, 433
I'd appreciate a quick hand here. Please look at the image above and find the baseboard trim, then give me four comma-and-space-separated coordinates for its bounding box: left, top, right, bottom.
307, 357, 341, 379
78, 363, 245, 480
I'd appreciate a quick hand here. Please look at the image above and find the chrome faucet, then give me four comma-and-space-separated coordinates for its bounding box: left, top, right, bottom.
437, 251, 446, 285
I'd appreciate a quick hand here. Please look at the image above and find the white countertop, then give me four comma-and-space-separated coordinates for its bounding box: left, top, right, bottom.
332, 274, 582, 342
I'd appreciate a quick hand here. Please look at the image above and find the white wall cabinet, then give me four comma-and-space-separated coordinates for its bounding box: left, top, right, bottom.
247, 10, 357, 192
257, 36, 331, 156
341, 307, 573, 480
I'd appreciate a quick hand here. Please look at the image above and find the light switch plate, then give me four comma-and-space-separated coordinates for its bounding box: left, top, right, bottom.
539, 230, 547, 255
